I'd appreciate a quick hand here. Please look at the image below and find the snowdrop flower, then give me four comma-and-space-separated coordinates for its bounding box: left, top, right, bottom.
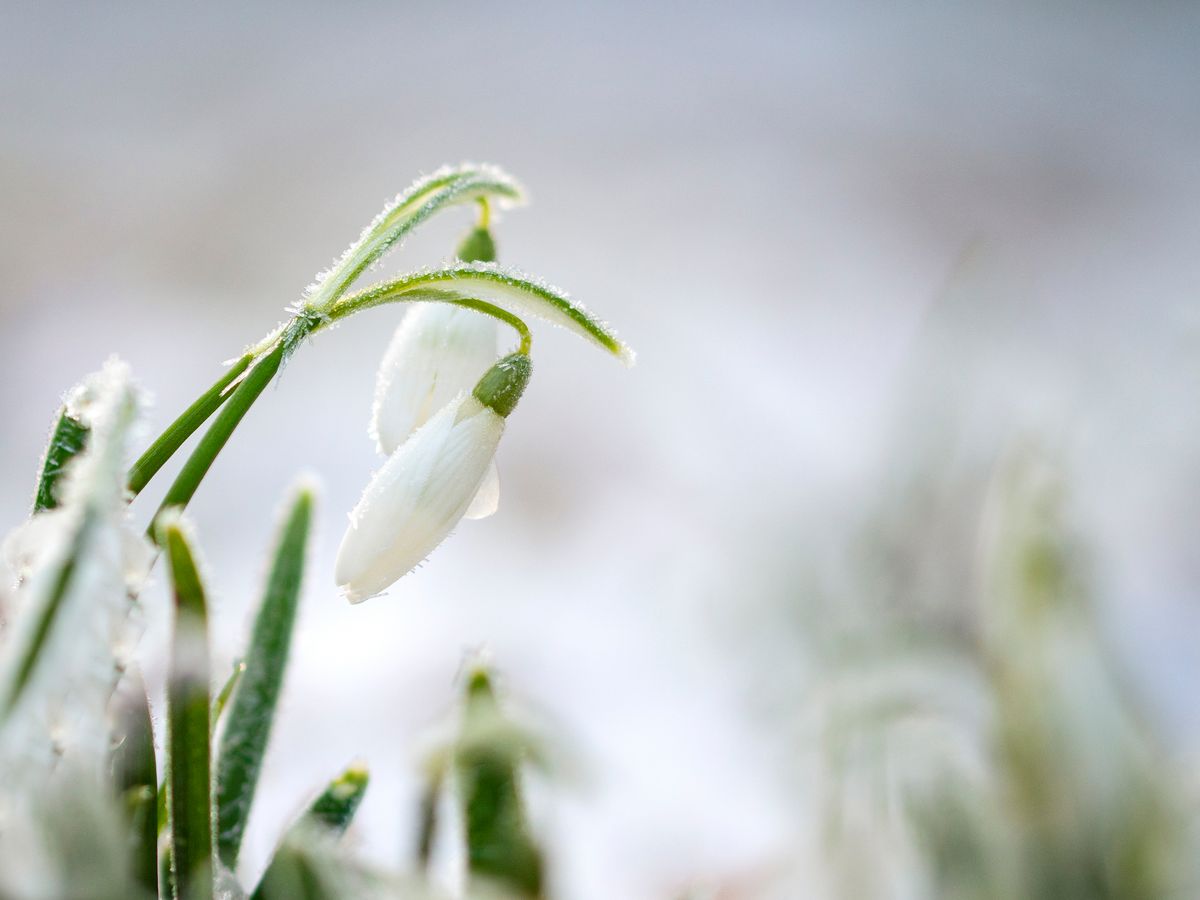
335, 353, 531, 603
370, 304, 499, 455
370, 224, 504, 517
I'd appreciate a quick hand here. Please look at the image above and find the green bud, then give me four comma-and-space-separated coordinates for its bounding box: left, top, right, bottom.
473, 353, 532, 418
456, 226, 497, 263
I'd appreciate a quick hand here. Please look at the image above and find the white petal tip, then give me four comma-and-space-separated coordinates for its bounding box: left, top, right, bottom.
340, 584, 382, 605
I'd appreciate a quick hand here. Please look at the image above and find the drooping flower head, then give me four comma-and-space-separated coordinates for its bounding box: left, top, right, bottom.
336, 354, 532, 603
326, 169, 632, 603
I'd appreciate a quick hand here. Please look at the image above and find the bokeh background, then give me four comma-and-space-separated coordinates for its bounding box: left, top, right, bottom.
2, 2, 1199, 897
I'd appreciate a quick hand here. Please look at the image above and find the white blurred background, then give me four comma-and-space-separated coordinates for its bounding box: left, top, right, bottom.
2, 2, 1199, 896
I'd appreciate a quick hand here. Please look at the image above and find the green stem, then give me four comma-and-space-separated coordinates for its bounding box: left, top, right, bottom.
322, 292, 531, 355
141, 295, 527, 528
149, 343, 284, 530
128, 354, 253, 497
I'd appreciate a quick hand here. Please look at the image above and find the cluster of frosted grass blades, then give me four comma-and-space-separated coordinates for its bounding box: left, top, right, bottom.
0, 164, 631, 899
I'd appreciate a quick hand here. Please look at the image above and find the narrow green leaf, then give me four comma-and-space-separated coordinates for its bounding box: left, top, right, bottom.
414, 770, 442, 871
213, 659, 247, 727
127, 353, 253, 497
249, 844, 330, 900
304, 164, 524, 312
251, 764, 369, 900
111, 672, 159, 896
0, 510, 94, 723
216, 485, 314, 868
151, 343, 286, 531
33, 406, 89, 512
302, 764, 369, 835
160, 519, 213, 900
120, 785, 157, 889
456, 669, 544, 898
328, 262, 634, 365
157, 659, 245, 837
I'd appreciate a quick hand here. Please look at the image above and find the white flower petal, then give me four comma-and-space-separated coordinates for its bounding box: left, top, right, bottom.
336, 395, 504, 603
371, 304, 499, 455
463, 459, 500, 521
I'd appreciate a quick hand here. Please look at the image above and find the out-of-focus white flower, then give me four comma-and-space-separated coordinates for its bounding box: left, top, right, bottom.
336, 353, 531, 603
370, 303, 502, 519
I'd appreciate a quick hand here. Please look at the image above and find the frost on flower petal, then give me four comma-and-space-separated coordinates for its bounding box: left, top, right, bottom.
336, 395, 504, 603
370, 304, 499, 455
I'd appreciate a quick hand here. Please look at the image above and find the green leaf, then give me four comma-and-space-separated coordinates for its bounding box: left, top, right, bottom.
414, 770, 442, 871
111, 672, 160, 896
249, 844, 331, 900
150, 343, 286, 529
456, 668, 544, 898
304, 164, 524, 312
251, 764, 369, 900
127, 353, 253, 497
216, 485, 314, 868
0, 509, 95, 723
328, 262, 634, 365
156, 659, 245, 837
33, 406, 89, 512
213, 658, 247, 727
159, 517, 214, 900
302, 764, 369, 836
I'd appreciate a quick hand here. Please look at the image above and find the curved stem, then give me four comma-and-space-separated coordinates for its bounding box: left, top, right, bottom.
323, 290, 531, 354
128, 353, 254, 497
456, 298, 532, 355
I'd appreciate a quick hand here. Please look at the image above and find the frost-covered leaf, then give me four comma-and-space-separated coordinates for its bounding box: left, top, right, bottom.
0, 762, 146, 900
127, 352, 255, 497
305, 164, 525, 311
33, 408, 89, 514
331, 262, 634, 365
217, 484, 314, 867
0, 359, 146, 767
159, 514, 214, 900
